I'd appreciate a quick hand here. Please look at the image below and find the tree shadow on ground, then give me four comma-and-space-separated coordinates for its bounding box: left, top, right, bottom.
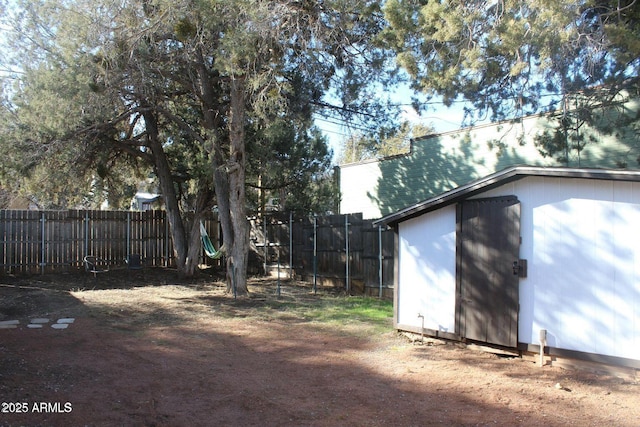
1, 272, 638, 426
0, 299, 595, 427
0, 267, 223, 325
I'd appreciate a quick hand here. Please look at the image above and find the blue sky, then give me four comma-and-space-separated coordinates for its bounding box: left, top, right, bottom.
316, 91, 476, 163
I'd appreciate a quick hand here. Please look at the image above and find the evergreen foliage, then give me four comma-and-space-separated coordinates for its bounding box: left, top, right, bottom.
381, 0, 640, 162
0, 0, 398, 290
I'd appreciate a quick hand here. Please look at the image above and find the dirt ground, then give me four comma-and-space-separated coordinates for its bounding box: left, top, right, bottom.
0, 268, 638, 427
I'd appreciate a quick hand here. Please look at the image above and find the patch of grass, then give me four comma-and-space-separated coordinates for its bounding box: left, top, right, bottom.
258, 295, 394, 334
71, 277, 394, 336
304, 297, 393, 324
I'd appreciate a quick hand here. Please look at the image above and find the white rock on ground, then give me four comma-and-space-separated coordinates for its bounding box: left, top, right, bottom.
51, 323, 69, 329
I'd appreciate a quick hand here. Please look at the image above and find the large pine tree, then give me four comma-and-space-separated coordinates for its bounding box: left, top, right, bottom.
0, 0, 399, 293
381, 0, 640, 161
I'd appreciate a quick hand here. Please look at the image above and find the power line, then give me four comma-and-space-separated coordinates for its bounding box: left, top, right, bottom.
310, 100, 378, 119
313, 90, 568, 145
313, 115, 377, 135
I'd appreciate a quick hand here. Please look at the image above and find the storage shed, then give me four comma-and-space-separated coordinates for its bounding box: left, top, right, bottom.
374, 166, 640, 369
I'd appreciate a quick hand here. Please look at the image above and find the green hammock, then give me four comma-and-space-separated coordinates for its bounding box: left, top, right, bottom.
200, 222, 225, 259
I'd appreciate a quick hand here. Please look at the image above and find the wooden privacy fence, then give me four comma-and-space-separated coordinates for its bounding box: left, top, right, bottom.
250, 213, 394, 298
0, 210, 174, 274
0, 209, 393, 298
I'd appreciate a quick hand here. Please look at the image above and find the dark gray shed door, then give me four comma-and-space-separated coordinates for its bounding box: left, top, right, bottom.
456, 196, 520, 348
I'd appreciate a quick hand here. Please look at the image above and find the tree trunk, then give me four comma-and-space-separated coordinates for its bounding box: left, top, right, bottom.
143, 109, 189, 275
183, 184, 215, 277
226, 76, 250, 296
184, 221, 202, 277
213, 165, 235, 291
195, 50, 248, 295
205, 89, 246, 295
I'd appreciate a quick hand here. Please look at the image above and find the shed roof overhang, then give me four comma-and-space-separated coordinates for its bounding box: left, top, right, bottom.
373, 165, 640, 228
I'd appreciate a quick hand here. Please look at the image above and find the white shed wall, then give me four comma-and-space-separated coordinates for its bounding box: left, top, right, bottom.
397, 205, 457, 332
397, 176, 640, 360
479, 177, 640, 360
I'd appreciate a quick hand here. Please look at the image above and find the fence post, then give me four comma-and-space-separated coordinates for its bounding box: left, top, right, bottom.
276, 245, 281, 296
345, 215, 350, 293
263, 216, 268, 275
40, 212, 46, 275
84, 211, 89, 258
313, 214, 317, 294
165, 212, 170, 267
289, 211, 293, 279
126, 211, 131, 261
378, 225, 383, 298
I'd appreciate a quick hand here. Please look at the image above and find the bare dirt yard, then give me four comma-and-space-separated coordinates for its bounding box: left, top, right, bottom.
1, 268, 638, 427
